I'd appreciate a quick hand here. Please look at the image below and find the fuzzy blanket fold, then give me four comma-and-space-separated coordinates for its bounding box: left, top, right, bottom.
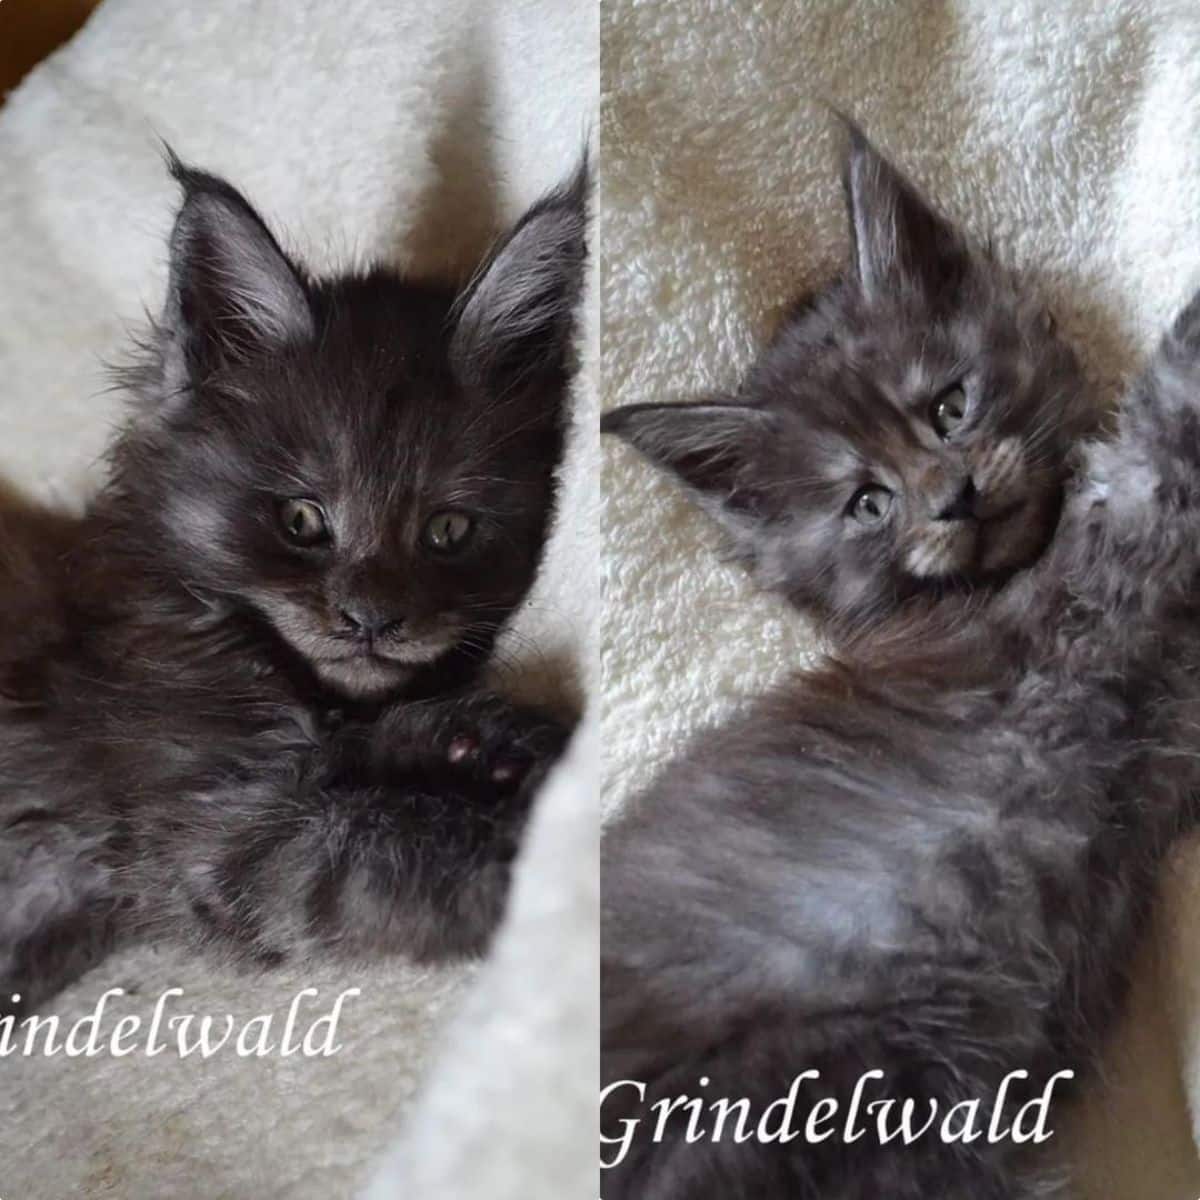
601, 1, 1200, 1196
0, 1, 597, 1197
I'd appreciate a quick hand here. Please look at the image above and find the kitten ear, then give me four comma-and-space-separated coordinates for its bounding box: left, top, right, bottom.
161, 155, 314, 388
450, 159, 588, 395
842, 122, 970, 303
602, 401, 774, 523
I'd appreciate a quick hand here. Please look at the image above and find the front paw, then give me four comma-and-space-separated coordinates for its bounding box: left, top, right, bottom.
440, 694, 569, 795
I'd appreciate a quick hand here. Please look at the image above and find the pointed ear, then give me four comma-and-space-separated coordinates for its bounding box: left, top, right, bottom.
450, 158, 588, 395
842, 122, 971, 303
161, 157, 314, 389
602, 401, 775, 524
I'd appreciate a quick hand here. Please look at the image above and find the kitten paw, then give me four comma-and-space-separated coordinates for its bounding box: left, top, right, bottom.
444, 733, 537, 790
441, 698, 568, 794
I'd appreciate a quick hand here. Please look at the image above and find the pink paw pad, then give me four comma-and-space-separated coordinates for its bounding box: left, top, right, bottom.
447, 735, 479, 763
491, 760, 524, 786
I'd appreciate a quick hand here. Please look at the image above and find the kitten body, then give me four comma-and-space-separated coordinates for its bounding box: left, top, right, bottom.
601, 133, 1197, 1197
0, 160, 586, 1012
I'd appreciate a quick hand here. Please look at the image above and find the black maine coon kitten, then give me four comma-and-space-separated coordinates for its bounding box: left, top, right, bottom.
601, 131, 1200, 1198
0, 157, 586, 1015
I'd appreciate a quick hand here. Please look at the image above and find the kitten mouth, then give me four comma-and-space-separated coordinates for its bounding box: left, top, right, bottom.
330, 639, 454, 668
907, 500, 1031, 580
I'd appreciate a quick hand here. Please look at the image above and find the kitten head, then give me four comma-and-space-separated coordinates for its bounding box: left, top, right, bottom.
603, 126, 1094, 637
113, 158, 585, 698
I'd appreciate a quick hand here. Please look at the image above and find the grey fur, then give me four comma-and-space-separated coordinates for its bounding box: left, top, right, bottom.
601, 133, 1200, 1197
0, 158, 587, 1014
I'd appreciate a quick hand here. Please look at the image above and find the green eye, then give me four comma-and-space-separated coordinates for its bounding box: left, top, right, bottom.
848, 485, 893, 526
422, 510, 474, 554
278, 498, 329, 546
931, 385, 967, 438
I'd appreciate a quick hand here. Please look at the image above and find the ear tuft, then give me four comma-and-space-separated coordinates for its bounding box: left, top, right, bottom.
450, 156, 589, 395
160, 152, 314, 392
839, 118, 971, 304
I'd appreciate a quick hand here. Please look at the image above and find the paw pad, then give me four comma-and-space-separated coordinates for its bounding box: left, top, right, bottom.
447, 735, 479, 763
491, 759, 524, 787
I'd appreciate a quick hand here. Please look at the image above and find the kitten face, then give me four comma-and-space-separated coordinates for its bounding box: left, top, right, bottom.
163, 315, 553, 698
733, 274, 1084, 622
119, 162, 585, 698
603, 126, 1095, 636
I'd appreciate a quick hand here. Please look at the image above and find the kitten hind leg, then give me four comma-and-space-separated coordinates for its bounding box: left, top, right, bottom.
0, 818, 120, 1015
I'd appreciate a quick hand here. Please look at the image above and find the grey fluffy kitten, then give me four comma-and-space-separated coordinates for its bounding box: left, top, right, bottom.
601, 131, 1198, 1197
0, 158, 586, 1014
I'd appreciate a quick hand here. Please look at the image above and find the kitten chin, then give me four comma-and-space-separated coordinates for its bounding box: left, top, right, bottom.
312, 656, 416, 699
975, 490, 1058, 576
309, 643, 457, 699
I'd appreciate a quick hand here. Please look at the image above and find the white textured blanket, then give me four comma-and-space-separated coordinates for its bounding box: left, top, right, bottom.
601, 1, 1200, 1195
0, 0, 597, 1197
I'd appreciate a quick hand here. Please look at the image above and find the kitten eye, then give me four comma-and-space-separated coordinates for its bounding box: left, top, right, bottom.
422, 510, 474, 554
848, 485, 894, 526
930, 385, 968, 439
278, 498, 329, 546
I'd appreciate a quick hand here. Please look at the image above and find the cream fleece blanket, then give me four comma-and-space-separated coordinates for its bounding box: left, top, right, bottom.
602, 1, 1200, 1196
0, 1, 597, 1197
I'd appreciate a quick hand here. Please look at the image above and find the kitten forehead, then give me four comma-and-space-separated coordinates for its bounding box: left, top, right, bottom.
808, 439, 862, 479
902, 356, 939, 396
948, 315, 988, 357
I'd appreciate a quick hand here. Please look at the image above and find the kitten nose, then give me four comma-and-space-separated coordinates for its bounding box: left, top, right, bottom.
936, 477, 978, 522
338, 607, 404, 641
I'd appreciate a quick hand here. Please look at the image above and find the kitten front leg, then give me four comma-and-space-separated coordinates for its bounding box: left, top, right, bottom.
147, 698, 570, 966
370, 690, 571, 797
